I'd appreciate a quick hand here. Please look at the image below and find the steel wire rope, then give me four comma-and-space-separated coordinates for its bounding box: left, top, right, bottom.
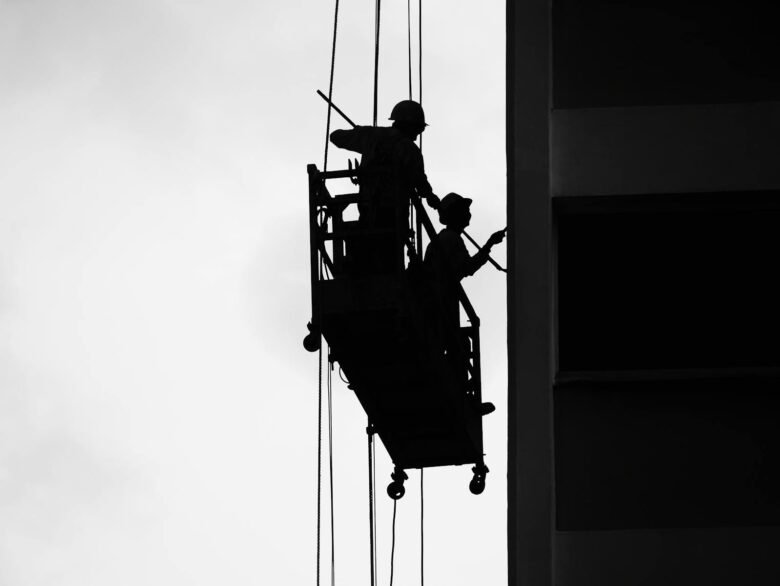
420, 469, 424, 586
417, 7, 425, 586
368, 424, 377, 586
407, 0, 413, 100
316, 254, 324, 586
407, 0, 414, 254
418, 0, 422, 102
415, 0, 424, 252
368, 1, 382, 582
389, 500, 398, 586
323, 0, 341, 172
318, 0, 340, 578
373, 435, 378, 585
418, 0, 423, 151
327, 354, 336, 586
373, 0, 381, 126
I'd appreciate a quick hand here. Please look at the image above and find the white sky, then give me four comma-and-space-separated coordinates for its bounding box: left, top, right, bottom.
0, 1, 506, 584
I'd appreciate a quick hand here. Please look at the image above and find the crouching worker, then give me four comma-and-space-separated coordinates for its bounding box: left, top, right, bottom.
423, 192, 505, 415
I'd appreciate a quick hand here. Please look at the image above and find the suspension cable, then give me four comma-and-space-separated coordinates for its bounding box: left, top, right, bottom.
372, 436, 379, 585
390, 500, 398, 586
373, 0, 381, 126
415, 0, 424, 253
368, 423, 376, 586
418, 0, 423, 108
323, 0, 341, 172
407, 0, 413, 100
327, 355, 336, 586
316, 254, 324, 586
318, 1, 341, 575
420, 469, 424, 586
407, 0, 416, 255
418, 9, 425, 585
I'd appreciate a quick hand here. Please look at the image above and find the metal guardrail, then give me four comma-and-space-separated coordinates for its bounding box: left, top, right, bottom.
307, 163, 482, 400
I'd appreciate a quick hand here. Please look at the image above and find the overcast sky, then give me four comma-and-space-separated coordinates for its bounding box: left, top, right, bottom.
0, 1, 505, 584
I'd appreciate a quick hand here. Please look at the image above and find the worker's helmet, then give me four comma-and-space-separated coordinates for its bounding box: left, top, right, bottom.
438, 192, 472, 225
389, 100, 427, 128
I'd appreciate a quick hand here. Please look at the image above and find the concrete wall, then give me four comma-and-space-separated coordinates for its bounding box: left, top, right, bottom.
508, 1, 780, 585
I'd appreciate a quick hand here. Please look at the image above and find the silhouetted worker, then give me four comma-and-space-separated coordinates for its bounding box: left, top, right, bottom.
425, 192, 505, 321
424, 193, 505, 414
330, 100, 440, 273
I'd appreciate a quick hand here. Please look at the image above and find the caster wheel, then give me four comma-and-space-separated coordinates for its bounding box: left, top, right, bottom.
469, 463, 488, 495
303, 323, 321, 352
387, 482, 405, 500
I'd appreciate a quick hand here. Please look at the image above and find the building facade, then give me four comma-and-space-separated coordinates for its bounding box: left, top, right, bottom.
508, 1, 780, 584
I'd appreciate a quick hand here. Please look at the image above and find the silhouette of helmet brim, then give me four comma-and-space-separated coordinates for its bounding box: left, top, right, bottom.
438, 192, 472, 225
389, 100, 428, 127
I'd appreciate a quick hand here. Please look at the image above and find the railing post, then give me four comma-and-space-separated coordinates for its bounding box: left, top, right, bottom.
308, 164, 322, 328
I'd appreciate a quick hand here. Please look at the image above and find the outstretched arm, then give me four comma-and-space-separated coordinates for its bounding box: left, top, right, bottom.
462, 229, 506, 277
329, 126, 375, 154
405, 145, 439, 208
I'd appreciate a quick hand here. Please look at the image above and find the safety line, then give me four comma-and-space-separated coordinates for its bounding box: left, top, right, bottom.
316, 257, 324, 586
416, 0, 423, 249
418, 0, 423, 107
420, 469, 424, 586
372, 436, 378, 585
368, 424, 376, 586
390, 500, 398, 586
327, 355, 335, 586
323, 0, 341, 172
407, 0, 413, 100
373, 0, 381, 126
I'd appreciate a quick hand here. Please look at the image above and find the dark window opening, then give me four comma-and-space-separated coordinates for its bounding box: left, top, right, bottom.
557, 192, 780, 372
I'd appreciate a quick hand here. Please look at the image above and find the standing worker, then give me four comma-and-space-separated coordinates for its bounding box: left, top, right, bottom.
424, 192, 505, 325
424, 193, 505, 415
330, 100, 440, 273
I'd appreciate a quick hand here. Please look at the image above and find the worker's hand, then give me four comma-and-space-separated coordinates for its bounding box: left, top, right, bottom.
486, 228, 507, 247
425, 193, 441, 209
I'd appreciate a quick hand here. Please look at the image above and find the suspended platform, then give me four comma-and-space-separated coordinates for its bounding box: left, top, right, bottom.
303, 164, 488, 497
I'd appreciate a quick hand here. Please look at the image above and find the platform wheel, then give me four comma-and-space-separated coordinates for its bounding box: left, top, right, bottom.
387, 467, 408, 500
387, 481, 405, 500
469, 463, 489, 496
303, 322, 321, 352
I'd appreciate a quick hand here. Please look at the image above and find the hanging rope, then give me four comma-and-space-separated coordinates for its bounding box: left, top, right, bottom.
407, 0, 413, 100
372, 0, 382, 126
418, 10, 426, 585
420, 469, 424, 586
316, 338, 322, 586
327, 356, 336, 586
415, 0, 424, 255
323, 0, 341, 172
317, 0, 340, 577
315, 246, 325, 586
373, 440, 379, 585
368, 424, 376, 586
418, 0, 423, 108
407, 0, 417, 256
389, 500, 398, 586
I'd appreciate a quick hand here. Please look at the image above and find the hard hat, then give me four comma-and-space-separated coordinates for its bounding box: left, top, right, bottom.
437, 192, 472, 224
389, 100, 427, 127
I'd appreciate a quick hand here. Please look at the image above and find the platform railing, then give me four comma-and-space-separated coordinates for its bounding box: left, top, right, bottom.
306, 163, 482, 400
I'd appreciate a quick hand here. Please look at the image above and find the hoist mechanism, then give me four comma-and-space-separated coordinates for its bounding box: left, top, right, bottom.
303, 163, 489, 498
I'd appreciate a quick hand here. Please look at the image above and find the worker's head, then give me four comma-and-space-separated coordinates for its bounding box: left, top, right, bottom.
438, 192, 472, 229
390, 100, 427, 138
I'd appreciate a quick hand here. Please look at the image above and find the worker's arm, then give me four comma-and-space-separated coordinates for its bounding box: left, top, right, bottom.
329, 126, 375, 154
461, 229, 506, 277
406, 145, 439, 208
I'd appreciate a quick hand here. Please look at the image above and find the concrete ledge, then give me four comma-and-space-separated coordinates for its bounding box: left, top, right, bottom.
552, 101, 780, 196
